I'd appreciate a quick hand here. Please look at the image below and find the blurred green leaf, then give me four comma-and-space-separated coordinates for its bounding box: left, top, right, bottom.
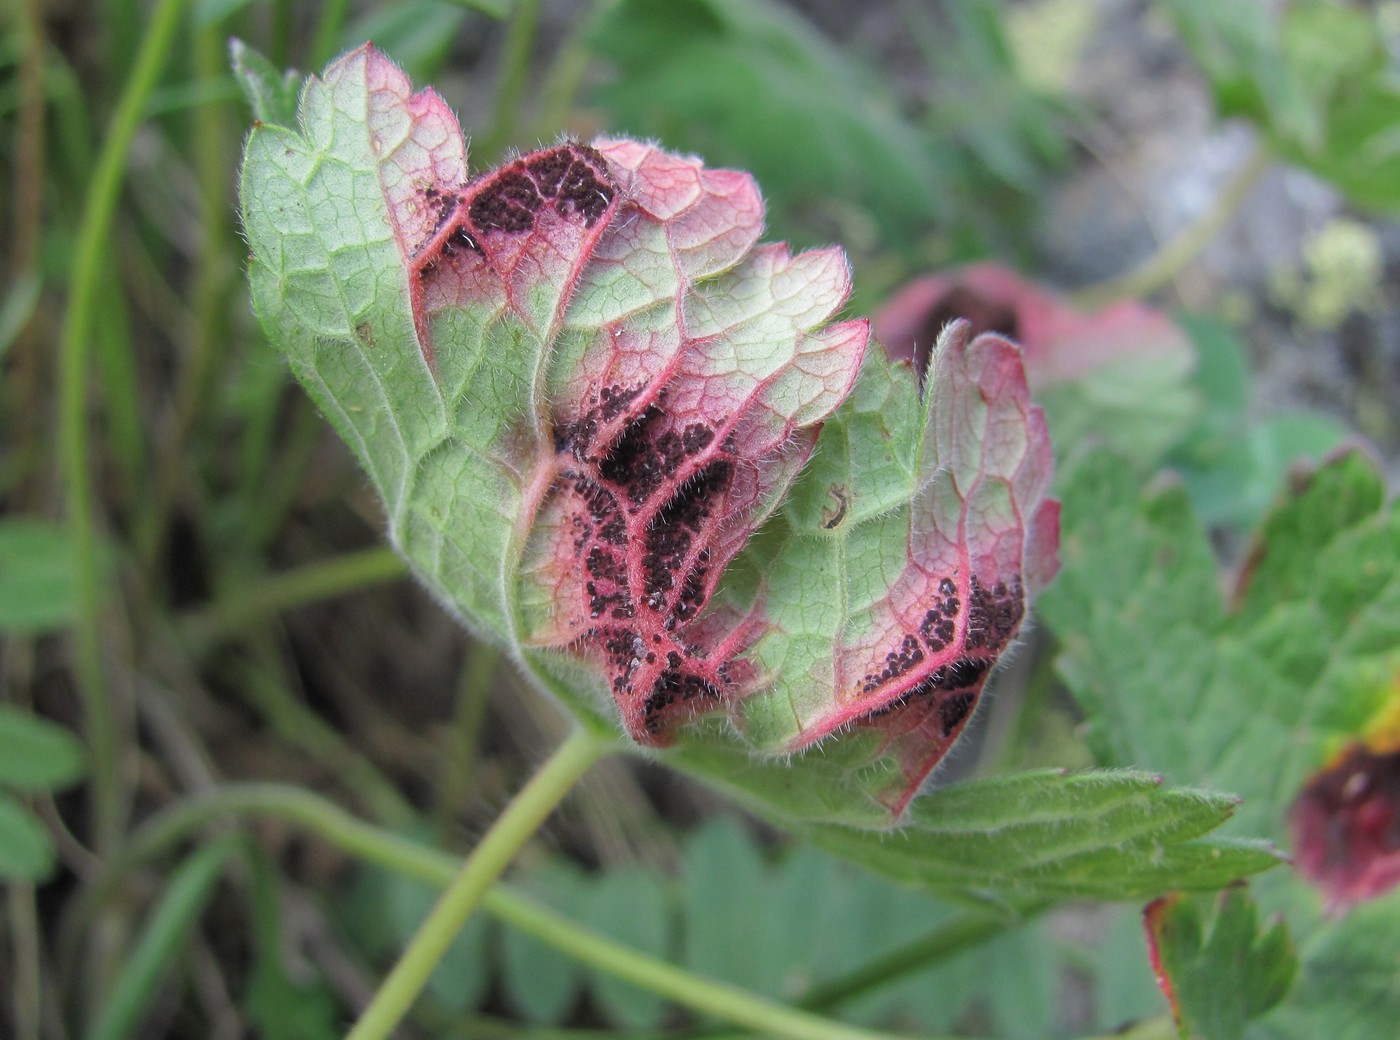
230, 39, 301, 127
682, 819, 783, 996
1043, 444, 1400, 1037
244, 846, 340, 1040
1144, 887, 1296, 1040
1261, 895, 1400, 1039
583, 865, 671, 1028
588, 0, 942, 246
0, 519, 78, 632
501, 858, 586, 1024
385, 871, 490, 1011
916, 0, 1075, 190
1166, 315, 1348, 529
342, 1, 470, 79
1082, 903, 1168, 1033
0, 793, 56, 882
0, 707, 86, 792
88, 836, 241, 1040
0, 273, 41, 363
1167, 0, 1400, 212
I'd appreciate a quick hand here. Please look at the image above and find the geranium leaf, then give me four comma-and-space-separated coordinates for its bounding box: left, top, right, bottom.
1144, 887, 1296, 1040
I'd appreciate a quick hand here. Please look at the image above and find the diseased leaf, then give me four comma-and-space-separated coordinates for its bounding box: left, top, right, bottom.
717, 325, 1060, 815
1144, 887, 1296, 1040
240, 44, 1063, 824
239, 46, 1269, 903
1290, 733, 1400, 910
874, 262, 1199, 466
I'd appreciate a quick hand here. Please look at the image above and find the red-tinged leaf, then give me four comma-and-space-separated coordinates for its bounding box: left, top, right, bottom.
242, 44, 1071, 823
1143, 888, 1296, 1040
1291, 739, 1400, 910
515, 140, 869, 743
831, 328, 1059, 811
724, 323, 1059, 815
873, 262, 1191, 387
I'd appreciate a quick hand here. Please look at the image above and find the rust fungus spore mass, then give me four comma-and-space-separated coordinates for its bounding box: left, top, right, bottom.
466, 143, 614, 234
551, 380, 740, 743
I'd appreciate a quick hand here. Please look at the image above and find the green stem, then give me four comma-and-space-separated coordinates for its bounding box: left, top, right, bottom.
135, 23, 238, 581
1078, 1018, 1176, 1040
182, 545, 407, 646
478, 0, 542, 161
346, 726, 609, 1040
58, 0, 185, 853
489, 887, 926, 1040
8, 882, 41, 1040
434, 641, 502, 842
798, 907, 1038, 1012
95, 782, 931, 1040
1070, 141, 1273, 310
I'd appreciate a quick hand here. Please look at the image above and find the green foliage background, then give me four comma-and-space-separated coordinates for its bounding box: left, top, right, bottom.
3, 0, 1398, 1038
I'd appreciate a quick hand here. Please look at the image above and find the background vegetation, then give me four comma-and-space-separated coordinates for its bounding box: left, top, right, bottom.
3, 0, 1398, 1037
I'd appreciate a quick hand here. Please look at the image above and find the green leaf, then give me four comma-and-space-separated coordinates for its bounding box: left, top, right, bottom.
1043, 448, 1400, 838
0, 707, 86, 792
1144, 887, 1296, 1040
385, 872, 489, 1011
501, 859, 586, 1023
1167, 0, 1400, 212
229, 39, 300, 127
243, 845, 341, 1040
1261, 896, 1400, 1040
0, 793, 56, 881
88, 837, 241, 1040
1041, 448, 1400, 1033
1082, 904, 1168, 1033
670, 754, 1280, 904
582, 865, 671, 1028
0, 519, 78, 632
1165, 314, 1348, 529
682, 819, 783, 997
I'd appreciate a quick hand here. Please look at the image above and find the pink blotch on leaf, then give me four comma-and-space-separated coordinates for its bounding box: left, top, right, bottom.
1290, 741, 1400, 910
874, 262, 1190, 387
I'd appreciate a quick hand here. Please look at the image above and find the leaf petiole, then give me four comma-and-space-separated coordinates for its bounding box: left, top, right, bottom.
345, 725, 610, 1040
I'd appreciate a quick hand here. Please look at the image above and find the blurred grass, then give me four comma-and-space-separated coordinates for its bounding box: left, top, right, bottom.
3, 0, 1390, 1037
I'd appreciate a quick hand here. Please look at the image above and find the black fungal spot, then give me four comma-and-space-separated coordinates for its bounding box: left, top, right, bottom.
466, 144, 614, 237
931, 657, 990, 690
441, 226, 480, 257
964, 576, 1024, 652
526, 149, 573, 195
681, 423, 715, 456
469, 170, 542, 232
936, 691, 977, 737
861, 633, 926, 694
557, 156, 613, 224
